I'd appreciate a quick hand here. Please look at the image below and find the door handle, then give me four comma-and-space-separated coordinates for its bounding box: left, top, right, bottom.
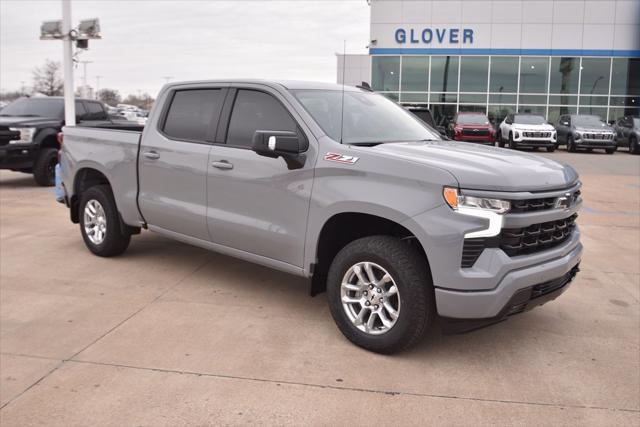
211, 160, 233, 170
143, 151, 160, 160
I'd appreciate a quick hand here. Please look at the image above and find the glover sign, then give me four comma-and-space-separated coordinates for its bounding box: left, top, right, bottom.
395, 27, 475, 45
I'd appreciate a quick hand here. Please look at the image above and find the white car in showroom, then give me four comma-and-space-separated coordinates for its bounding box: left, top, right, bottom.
498, 113, 557, 152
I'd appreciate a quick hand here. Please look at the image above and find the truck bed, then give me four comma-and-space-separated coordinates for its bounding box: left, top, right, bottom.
60, 126, 143, 226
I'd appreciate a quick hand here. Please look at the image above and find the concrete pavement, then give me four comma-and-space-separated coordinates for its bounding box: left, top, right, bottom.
1, 151, 638, 426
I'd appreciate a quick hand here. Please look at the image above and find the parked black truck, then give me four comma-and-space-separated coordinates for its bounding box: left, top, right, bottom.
0, 97, 140, 186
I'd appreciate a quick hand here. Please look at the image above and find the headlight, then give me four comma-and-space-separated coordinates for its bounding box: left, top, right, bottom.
443, 187, 510, 213
9, 127, 36, 143
514, 131, 520, 138
574, 131, 582, 140
443, 187, 510, 238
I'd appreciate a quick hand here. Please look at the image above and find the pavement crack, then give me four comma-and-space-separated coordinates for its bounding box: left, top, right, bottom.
66, 359, 640, 414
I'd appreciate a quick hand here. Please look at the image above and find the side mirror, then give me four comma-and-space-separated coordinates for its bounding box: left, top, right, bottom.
252, 130, 307, 170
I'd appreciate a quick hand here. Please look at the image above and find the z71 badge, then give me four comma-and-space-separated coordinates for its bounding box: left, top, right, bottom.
324, 152, 359, 164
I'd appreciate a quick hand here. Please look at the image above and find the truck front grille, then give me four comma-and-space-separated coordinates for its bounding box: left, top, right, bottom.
500, 214, 578, 257
582, 133, 614, 140
460, 214, 578, 267
0, 128, 21, 146
508, 190, 580, 213
462, 129, 490, 137
523, 131, 551, 138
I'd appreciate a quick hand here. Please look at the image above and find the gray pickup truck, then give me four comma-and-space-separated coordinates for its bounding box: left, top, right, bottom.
58, 80, 583, 353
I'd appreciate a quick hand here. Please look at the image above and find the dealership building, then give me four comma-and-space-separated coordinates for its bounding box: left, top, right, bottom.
338, 0, 640, 125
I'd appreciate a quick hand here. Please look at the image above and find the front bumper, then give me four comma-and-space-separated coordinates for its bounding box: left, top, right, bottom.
435, 241, 582, 320
441, 263, 580, 332
514, 137, 556, 147
574, 138, 616, 148
0, 144, 38, 170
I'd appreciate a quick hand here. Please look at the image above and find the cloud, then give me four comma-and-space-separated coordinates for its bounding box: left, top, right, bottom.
0, 0, 370, 96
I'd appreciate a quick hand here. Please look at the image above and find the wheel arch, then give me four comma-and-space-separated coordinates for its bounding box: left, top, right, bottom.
70, 166, 113, 223
309, 210, 431, 296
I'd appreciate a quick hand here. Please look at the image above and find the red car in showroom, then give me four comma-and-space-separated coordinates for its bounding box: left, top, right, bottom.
447, 112, 496, 145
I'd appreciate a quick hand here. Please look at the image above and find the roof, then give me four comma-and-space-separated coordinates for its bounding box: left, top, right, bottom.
165, 79, 363, 92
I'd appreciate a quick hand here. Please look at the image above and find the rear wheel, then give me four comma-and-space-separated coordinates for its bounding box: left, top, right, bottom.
327, 235, 433, 354
79, 185, 131, 257
33, 148, 57, 186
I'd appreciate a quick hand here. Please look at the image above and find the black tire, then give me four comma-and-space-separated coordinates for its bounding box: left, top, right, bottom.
630, 136, 639, 154
567, 135, 577, 152
509, 132, 517, 150
497, 131, 505, 148
546, 146, 556, 152
79, 185, 131, 257
327, 235, 433, 354
605, 147, 616, 154
33, 148, 58, 186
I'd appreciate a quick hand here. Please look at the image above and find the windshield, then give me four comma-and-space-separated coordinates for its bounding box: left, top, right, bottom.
292, 90, 440, 144
514, 114, 546, 125
573, 115, 606, 127
456, 114, 489, 125
0, 98, 63, 118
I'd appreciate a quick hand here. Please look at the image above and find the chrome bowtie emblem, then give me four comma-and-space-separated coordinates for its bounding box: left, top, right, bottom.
555, 192, 572, 209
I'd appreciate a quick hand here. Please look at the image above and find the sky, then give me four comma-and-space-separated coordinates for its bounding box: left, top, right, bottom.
0, 0, 370, 97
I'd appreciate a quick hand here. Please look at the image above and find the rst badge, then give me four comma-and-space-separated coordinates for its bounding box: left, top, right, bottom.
324, 152, 359, 164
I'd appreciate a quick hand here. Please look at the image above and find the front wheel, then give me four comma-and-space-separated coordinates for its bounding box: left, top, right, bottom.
546, 146, 556, 152
630, 136, 639, 154
79, 185, 131, 257
327, 235, 433, 354
509, 133, 518, 150
33, 148, 57, 186
605, 147, 616, 154
497, 131, 505, 147
567, 135, 577, 152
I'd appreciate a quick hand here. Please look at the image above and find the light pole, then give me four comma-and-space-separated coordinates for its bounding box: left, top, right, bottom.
95, 75, 102, 99
61, 0, 75, 125
78, 60, 93, 87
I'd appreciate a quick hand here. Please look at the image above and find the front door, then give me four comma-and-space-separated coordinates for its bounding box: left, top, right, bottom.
138, 87, 227, 240
206, 88, 315, 268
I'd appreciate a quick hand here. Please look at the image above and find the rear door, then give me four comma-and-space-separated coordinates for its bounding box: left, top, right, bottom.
205, 86, 315, 268
138, 86, 227, 240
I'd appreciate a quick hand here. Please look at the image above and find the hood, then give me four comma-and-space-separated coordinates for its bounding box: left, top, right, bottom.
456, 123, 493, 129
367, 140, 578, 192
512, 123, 555, 131
0, 116, 62, 128
574, 125, 614, 133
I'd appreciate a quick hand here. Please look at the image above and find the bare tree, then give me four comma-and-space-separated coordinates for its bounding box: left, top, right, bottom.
0, 91, 23, 103
97, 88, 122, 106
122, 92, 155, 110
32, 59, 64, 96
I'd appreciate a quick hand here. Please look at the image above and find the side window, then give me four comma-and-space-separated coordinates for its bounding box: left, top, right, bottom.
163, 89, 224, 142
75, 102, 87, 120
87, 102, 106, 120
226, 90, 296, 148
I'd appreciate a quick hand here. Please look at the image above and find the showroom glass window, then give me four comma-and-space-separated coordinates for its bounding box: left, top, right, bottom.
580, 58, 610, 95
401, 56, 429, 92
549, 57, 579, 97
372, 56, 400, 92
519, 57, 549, 93
163, 89, 224, 142
611, 58, 640, 95
430, 56, 459, 93
489, 57, 518, 94
459, 56, 489, 93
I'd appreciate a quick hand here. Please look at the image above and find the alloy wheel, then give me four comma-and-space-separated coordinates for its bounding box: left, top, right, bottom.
83, 199, 107, 245
340, 261, 401, 335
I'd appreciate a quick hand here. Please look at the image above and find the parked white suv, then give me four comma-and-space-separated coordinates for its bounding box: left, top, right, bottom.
498, 113, 557, 152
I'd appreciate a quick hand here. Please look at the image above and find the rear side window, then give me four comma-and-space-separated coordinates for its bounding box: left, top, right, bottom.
75, 101, 87, 119
163, 89, 224, 142
226, 90, 296, 148
87, 102, 106, 120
